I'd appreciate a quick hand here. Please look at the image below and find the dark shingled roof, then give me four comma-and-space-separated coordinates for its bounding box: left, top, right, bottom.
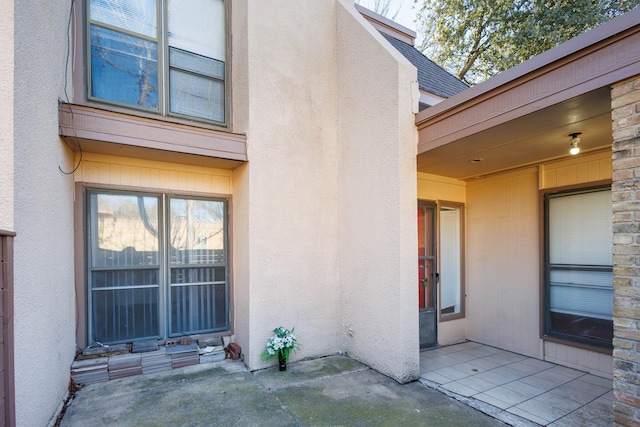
381, 32, 468, 99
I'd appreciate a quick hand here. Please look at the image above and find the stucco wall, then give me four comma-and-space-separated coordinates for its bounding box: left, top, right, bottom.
230, 1, 420, 382
13, 1, 77, 425
0, 0, 14, 231
234, 1, 342, 368
336, 0, 419, 383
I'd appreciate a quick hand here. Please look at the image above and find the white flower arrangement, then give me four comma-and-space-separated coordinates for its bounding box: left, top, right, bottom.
261, 326, 299, 362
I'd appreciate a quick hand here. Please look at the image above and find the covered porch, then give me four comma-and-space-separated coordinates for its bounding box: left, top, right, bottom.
414, 7, 640, 424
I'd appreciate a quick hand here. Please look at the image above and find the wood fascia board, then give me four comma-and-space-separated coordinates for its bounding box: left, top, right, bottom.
354, 3, 416, 45
416, 13, 640, 153
59, 103, 247, 162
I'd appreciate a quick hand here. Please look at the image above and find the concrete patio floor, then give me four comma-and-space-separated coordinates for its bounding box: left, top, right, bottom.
419, 342, 613, 426
58, 342, 613, 426
59, 355, 503, 427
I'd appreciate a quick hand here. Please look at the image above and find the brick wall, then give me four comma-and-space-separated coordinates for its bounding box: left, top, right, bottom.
612, 75, 640, 427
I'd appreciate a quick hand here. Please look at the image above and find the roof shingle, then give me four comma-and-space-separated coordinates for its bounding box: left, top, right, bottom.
381, 33, 468, 99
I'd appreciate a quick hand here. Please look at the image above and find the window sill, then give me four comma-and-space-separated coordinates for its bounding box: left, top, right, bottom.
542, 335, 613, 355
59, 103, 247, 169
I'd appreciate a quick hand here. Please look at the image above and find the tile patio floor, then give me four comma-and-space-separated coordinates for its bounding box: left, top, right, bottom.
419, 341, 613, 426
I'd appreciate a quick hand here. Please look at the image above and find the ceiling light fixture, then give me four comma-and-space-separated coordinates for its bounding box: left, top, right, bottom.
569, 132, 581, 155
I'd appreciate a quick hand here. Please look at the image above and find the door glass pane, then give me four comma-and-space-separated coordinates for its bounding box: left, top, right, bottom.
91, 280, 160, 344
418, 206, 435, 309
90, 193, 159, 267
169, 198, 227, 335
89, 192, 160, 344
440, 205, 462, 316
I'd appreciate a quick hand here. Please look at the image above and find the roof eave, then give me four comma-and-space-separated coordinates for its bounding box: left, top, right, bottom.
415, 6, 640, 126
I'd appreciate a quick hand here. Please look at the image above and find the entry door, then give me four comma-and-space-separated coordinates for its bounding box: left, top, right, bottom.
418, 202, 437, 348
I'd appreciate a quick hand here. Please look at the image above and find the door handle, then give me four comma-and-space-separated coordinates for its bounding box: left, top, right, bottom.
435, 272, 440, 283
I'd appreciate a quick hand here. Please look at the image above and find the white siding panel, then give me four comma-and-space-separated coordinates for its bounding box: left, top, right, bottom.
544, 341, 613, 378
540, 150, 611, 189
76, 153, 232, 195
466, 168, 541, 358
417, 172, 466, 203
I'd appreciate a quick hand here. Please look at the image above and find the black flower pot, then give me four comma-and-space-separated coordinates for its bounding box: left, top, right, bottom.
278, 353, 287, 371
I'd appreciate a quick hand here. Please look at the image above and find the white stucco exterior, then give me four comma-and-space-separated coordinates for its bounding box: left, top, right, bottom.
336, 0, 419, 382
0, 0, 14, 231
5, 0, 424, 423
232, 1, 342, 369
13, 1, 77, 425
4, 1, 640, 423
231, 1, 419, 382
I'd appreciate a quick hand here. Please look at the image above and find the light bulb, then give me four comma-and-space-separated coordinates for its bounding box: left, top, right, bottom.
569, 133, 581, 155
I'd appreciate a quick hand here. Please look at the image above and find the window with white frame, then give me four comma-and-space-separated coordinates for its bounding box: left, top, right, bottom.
544, 186, 613, 348
87, 190, 229, 344
87, 0, 226, 124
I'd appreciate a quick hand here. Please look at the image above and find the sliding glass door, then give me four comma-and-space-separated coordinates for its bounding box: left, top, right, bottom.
87, 190, 228, 345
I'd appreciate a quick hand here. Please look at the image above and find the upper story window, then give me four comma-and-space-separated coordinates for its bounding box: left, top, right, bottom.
87, 0, 226, 125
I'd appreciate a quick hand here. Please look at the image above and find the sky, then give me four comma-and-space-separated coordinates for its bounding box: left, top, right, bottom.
355, 0, 418, 32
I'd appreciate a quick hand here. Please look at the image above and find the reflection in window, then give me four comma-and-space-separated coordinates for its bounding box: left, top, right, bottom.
87, 190, 229, 345
440, 204, 464, 319
87, 0, 226, 124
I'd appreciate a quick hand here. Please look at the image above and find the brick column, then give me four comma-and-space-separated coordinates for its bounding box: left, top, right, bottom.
612, 75, 640, 426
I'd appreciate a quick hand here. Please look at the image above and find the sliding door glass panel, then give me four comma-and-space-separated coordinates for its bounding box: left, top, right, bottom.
169, 198, 227, 335
89, 193, 160, 344
418, 205, 435, 309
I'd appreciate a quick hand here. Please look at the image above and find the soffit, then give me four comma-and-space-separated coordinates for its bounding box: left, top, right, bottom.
417, 88, 612, 180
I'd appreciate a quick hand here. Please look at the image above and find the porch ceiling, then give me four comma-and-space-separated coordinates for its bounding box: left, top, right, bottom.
415, 7, 640, 181
416, 88, 612, 180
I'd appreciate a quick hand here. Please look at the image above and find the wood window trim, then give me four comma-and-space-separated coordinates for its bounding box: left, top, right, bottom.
67, 1, 244, 166
542, 335, 613, 356
59, 103, 247, 168
73, 0, 234, 129
0, 231, 16, 427
437, 200, 466, 323
538, 181, 613, 351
